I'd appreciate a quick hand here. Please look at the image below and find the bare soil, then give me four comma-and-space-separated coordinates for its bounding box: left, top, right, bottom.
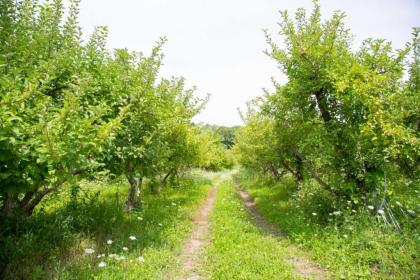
178, 186, 218, 280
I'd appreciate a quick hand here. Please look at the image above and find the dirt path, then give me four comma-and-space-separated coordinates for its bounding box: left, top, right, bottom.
238, 187, 329, 280
178, 185, 218, 280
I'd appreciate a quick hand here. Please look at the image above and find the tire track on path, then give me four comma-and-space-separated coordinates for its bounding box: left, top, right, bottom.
178, 185, 218, 280
237, 186, 329, 280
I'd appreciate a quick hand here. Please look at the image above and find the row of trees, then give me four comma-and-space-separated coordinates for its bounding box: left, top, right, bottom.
0, 0, 229, 220
234, 2, 419, 223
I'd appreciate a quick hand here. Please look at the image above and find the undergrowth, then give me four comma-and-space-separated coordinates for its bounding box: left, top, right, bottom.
0, 170, 211, 279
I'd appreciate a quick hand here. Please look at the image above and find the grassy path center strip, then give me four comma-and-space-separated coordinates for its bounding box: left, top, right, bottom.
200, 178, 299, 279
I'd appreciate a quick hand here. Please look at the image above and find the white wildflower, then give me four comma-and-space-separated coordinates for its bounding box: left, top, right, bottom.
138, 256, 145, 262
312, 212, 317, 216
351, 210, 356, 213
116, 255, 126, 261
343, 234, 348, 238
137, 216, 143, 221
108, 254, 118, 259
407, 209, 415, 215
333, 211, 341, 216
123, 247, 128, 251
129, 236, 136, 240
98, 261, 107, 268
84, 248, 95, 254
107, 240, 113, 245
377, 209, 384, 215
367, 205, 374, 210
171, 202, 177, 206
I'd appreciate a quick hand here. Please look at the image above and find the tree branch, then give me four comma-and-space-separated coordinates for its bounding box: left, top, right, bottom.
287, 145, 332, 190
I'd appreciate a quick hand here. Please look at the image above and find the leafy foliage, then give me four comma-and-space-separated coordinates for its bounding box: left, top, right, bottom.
234, 1, 419, 229
0, 0, 227, 220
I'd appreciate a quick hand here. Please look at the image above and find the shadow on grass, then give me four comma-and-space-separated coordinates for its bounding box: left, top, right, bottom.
0, 174, 211, 279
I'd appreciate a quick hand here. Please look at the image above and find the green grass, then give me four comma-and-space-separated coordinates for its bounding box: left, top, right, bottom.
3, 170, 417, 279
235, 170, 419, 279
1, 171, 212, 280
201, 178, 299, 280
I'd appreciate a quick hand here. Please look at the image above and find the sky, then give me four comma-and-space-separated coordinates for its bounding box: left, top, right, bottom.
69, 0, 420, 126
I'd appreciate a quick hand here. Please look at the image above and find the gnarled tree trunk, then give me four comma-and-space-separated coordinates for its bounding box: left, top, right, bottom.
124, 175, 143, 212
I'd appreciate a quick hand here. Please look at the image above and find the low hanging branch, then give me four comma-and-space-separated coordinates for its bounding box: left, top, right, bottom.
267, 162, 281, 181
24, 187, 54, 215
160, 168, 176, 188
23, 167, 86, 214
286, 145, 332, 191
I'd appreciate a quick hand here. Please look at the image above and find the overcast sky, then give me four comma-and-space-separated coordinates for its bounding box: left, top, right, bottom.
70, 0, 420, 126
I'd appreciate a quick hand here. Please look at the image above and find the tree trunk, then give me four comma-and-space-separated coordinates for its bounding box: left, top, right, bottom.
295, 156, 304, 183
314, 88, 332, 123
137, 177, 143, 197
314, 88, 364, 192
281, 160, 302, 185
160, 168, 175, 189
124, 175, 139, 212
267, 162, 281, 181
1, 193, 20, 218
24, 188, 53, 215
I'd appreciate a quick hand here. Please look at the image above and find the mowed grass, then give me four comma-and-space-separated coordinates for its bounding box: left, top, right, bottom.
1, 171, 213, 280
201, 179, 299, 280
235, 171, 419, 280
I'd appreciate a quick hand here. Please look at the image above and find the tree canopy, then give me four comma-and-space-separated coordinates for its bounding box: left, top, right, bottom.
234, 1, 419, 227
0, 0, 230, 218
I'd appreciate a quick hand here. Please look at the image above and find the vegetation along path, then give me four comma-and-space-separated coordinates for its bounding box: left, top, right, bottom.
1, 1, 417, 279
